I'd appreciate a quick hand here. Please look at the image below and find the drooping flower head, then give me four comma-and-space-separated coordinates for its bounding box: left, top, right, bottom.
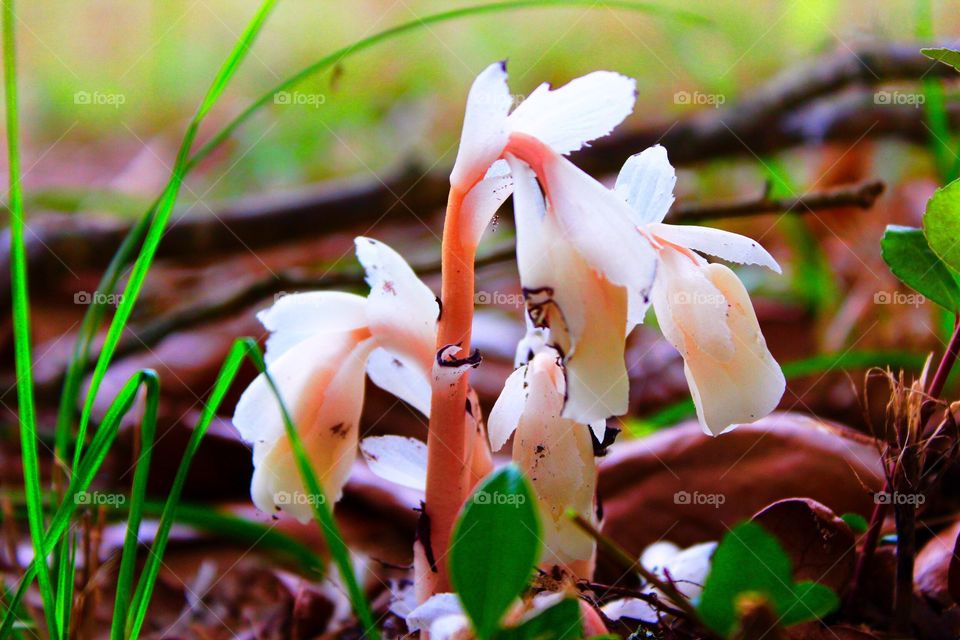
614, 146, 786, 435
233, 238, 438, 521
488, 341, 601, 568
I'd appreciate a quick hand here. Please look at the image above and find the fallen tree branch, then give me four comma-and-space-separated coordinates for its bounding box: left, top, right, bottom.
28, 179, 884, 401
674, 178, 884, 221
1, 42, 955, 303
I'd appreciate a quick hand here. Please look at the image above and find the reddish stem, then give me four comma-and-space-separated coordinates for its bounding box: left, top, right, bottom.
420, 187, 477, 596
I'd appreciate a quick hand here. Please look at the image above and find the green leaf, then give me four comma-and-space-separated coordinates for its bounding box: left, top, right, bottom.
451, 465, 541, 640
881, 225, 960, 312
840, 512, 868, 534
698, 522, 839, 637
494, 599, 582, 640
922, 47, 960, 72
780, 581, 839, 627
925, 178, 960, 275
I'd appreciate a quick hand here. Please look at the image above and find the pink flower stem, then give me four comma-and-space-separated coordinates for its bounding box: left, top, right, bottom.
420, 186, 478, 597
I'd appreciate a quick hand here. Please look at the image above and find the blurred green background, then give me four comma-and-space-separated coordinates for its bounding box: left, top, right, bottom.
7, 0, 958, 205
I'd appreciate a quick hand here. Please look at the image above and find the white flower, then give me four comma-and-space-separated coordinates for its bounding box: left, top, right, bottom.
488, 347, 601, 567
603, 540, 717, 622
450, 62, 656, 424
614, 145, 786, 435
232, 238, 438, 521
405, 593, 470, 640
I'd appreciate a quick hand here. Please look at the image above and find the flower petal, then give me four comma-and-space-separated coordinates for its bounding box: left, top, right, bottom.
603, 541, 717, 622
433, 344, 482, 388
649, 222, 781, 273
488, 364, 528, 452
626, 287, 652, 336
561, 272, 630, 424
508, 156, 630, 423
540, 152, 658, 300
257, 291, 368, 364
513, 353, 596, 566
614, 145, 676, 225
602, 597, 658, 623
355, 237, 438, 377
233, 330, 375, 522
359, 435, 427, 491
671, 262, 785, 435
406, 593, 463, 633
365, 347, 432, 416
508, 71, 636, 155
460, 160, 514, 247
449, 61, 512, 190
651, 247, 734, 362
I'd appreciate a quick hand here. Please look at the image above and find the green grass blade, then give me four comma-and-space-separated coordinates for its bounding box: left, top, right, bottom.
125, 338, 376, 640
72, 0, 278, 479
139, 501, 324, 576
916, 0, 956, 182
53, 544, 74, 636
0, 369, 157, 638
110, 372, 159, 640
1, 1, 58, 634
1, 495, 324, 581
248, 344, 381, 640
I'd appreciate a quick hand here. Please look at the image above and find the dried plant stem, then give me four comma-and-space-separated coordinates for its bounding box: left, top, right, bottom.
892, 445, 919, 634
568, 511, 705, 629
848, 316, 960, 611
422, 187, 477, 596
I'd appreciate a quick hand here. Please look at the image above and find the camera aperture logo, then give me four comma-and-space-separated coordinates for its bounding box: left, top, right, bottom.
673, 490, 725, 509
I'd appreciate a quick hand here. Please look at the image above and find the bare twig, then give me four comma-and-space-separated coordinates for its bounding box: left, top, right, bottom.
673, 179, 884, 222
567, 510, 705, 629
